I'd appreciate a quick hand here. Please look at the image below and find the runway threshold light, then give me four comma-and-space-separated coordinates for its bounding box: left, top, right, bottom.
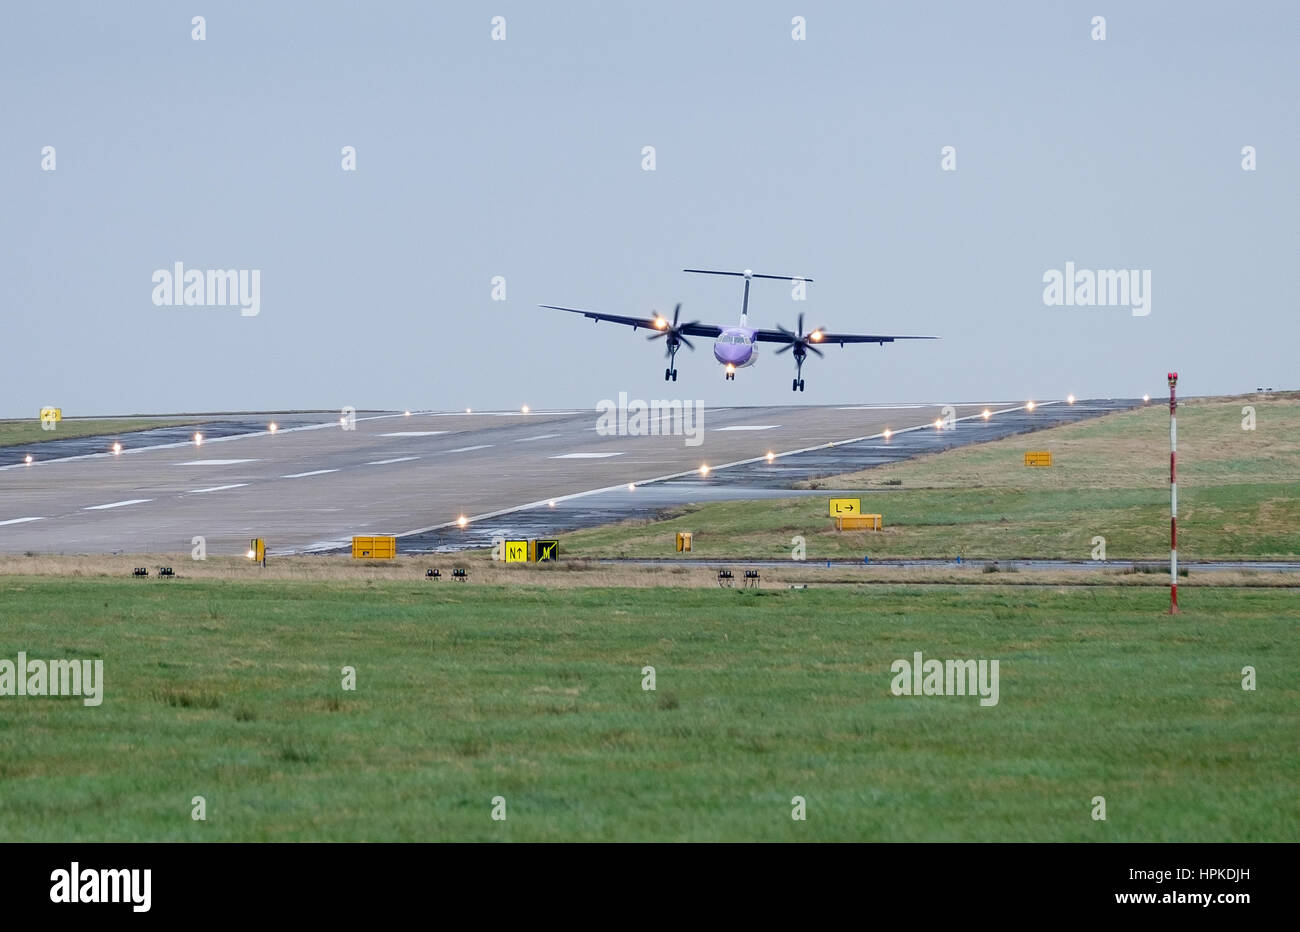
521, 405, 530, 414
1143, 393, 1150, 403
1067, 394, 1076, 404
628, 483, 635, 491
699, 464, 710, 476
548, 500, 556, 508
112, 442, 122, 455
933, 418, 943, 428
883, 429, 892, 440
24, 454, 33, 465
457, 516, 468, 528
194, 432, 203, 446
766, 450, 775, 463
404, 410, 411, 417
269, 422, 278, 433
982, 409, 991, 420
1025, 401, 1036, 411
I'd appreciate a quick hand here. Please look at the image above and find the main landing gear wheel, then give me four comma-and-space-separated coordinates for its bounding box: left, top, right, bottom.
792, 378, 805, 392
672, 369, 678, 381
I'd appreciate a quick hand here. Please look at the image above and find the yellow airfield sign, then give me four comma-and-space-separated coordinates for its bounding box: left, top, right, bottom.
828, 498, 861, 517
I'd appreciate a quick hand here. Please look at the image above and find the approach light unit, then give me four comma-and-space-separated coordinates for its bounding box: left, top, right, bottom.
883, 428, 892, 440
1067, 394, 1076, 405
1143, 393, 1150, 403
404, 410, 411, 417
699, 464, 710, 477
933, 418, 943, 429
982, 409, 992, 420
1025, 401, 1036, 412
268, 422, 278, 433
628, 483, 635, 492
521, 405, 530, 414
766, 450, 775, 463
193, 432, 204, 446
548, 500, 556, 508
112, 442, 122, 455
456, 515, 468, 528
24, 454, 33, 465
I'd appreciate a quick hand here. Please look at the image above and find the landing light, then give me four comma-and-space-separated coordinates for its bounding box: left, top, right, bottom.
726, 364, 735, 373
653, 317, 667, 330
810, 330, 823, 342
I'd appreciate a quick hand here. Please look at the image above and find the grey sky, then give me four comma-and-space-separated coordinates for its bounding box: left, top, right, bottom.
3, 1, 1296, 417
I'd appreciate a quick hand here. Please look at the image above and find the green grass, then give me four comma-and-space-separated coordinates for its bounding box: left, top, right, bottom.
1, 578, 1295, 841
562, 398, 1300, 560
0, 418, 197, 447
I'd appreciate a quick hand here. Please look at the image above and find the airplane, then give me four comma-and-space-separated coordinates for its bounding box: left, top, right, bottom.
542, 268, 938, 391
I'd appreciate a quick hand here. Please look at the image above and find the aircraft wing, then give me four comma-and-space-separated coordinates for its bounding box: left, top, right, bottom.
751, 328, 939, 346
542, 305, 723, 338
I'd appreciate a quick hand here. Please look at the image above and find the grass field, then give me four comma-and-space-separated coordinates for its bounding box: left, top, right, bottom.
0, 577, 1295, 842
560, 396, 1300, 561
0, 418, 197, 448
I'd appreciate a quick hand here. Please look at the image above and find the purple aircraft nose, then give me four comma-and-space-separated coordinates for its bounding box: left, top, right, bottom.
713, 338, 753, 366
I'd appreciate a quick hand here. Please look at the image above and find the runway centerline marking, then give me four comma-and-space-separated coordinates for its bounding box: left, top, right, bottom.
0, 517, 45, 526
84, 499, 152, 510
514, 434, 561, 442
176, 459, 258, 466
380, 431, 447, 437
447, 445, 493, 453
282, 469, 338, 479
187, 484, 248, 493
550, 452, 626, 459
367, 456, 420, 465
713, 425, 780, 431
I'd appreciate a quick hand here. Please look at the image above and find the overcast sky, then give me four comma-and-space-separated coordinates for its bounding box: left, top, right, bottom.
2, 1, 1296, 417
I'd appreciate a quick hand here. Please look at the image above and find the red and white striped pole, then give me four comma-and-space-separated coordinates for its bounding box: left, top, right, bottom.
1168, 371, 1179, 614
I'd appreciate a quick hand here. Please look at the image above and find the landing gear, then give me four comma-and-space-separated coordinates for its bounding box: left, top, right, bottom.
791, 350, 807, 392
664, 343, 680, 381
664, 367, 678, 381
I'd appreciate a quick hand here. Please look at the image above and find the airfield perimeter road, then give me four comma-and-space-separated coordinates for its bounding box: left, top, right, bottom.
0, 400, 1136, 556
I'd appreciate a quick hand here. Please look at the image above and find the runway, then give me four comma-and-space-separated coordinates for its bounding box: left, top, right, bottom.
0, 400, 1138, 556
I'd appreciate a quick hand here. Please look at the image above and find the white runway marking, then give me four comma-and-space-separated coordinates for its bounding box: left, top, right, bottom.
176, 459, 258, 466
514, 434, 561, 442
367, 456, 420, 465
380, 431, 447, 437
447, 445, 493, 453
188, 484, 248, 493
713, 425, 780, 431
84, 499, 152, 510
550, 452, 626, 459
0, 517, 45, 526
282, 469, 338, 478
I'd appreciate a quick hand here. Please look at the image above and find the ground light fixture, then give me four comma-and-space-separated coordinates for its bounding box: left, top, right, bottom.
1025, 401, 1036, 411
112, 442, 122, 455
457, 516, 468, 528
982, 409, 992, 419
194, 432, 203, 446
699, 464, 710, 476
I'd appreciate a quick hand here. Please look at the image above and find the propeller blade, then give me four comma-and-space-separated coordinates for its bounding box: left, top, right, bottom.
776, 324, 794, 339
808, 344, 825, 358
797, 311, 805, 337
775, 343, 793, 355
679, 335, 695, 350
672, 303, 682, 326
647, 331, 666, 341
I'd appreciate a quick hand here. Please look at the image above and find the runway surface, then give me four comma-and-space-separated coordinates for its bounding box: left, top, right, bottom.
0, 400, 1137, 556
